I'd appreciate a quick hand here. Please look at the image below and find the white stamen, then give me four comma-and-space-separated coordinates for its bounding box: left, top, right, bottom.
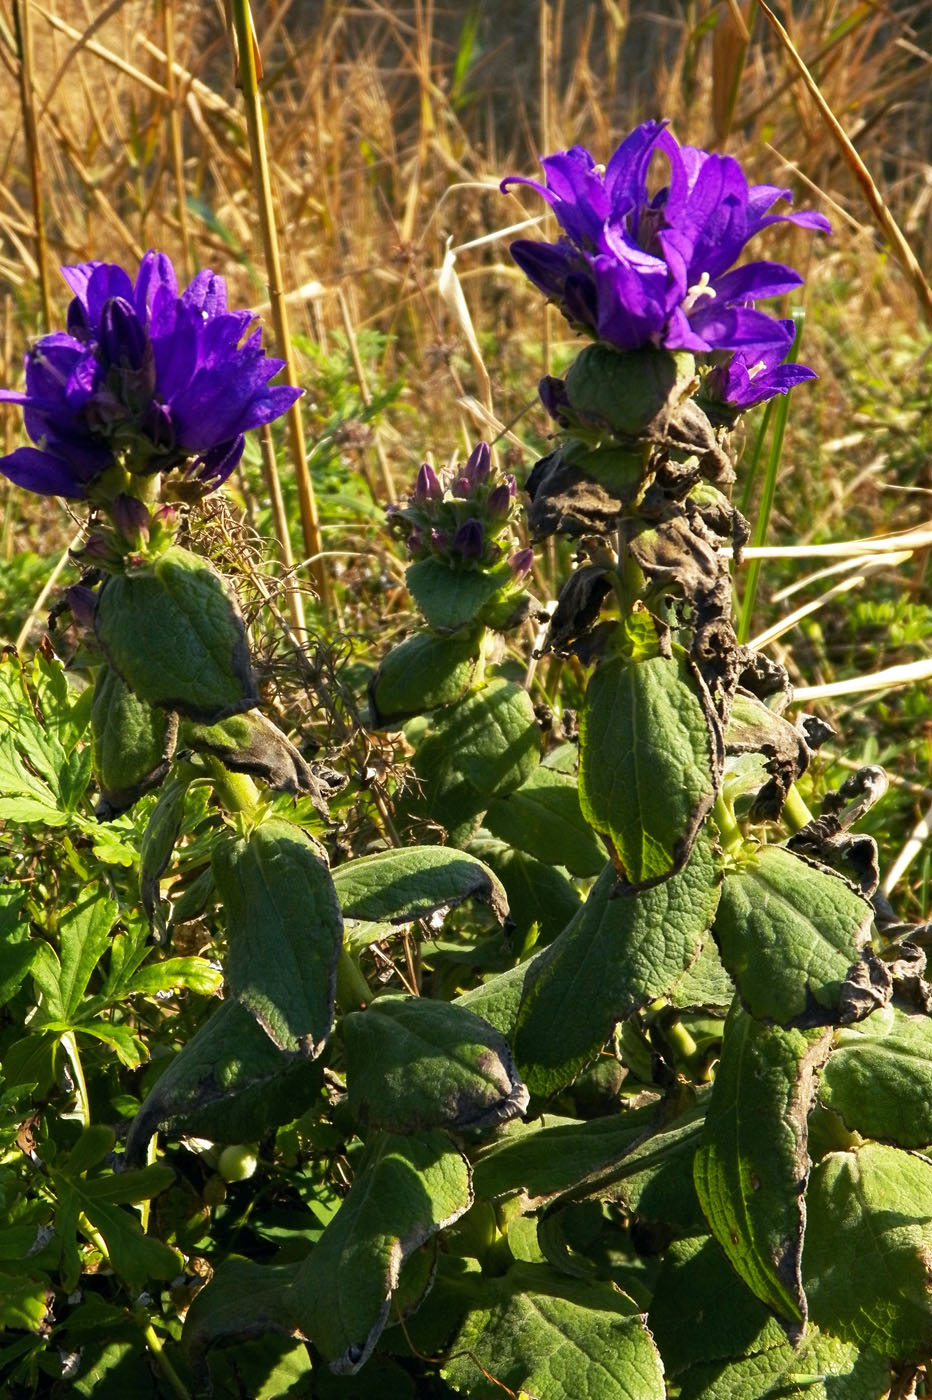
681, 272, 716, 315
746, 359, 766, 381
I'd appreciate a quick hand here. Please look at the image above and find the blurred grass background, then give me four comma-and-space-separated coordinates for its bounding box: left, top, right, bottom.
1, 0, 931, 913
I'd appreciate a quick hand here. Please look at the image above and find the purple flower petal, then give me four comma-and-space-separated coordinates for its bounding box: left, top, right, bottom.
0, 445, 97, 497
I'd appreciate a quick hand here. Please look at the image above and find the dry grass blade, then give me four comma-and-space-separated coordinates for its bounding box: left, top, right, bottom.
882, 801, 932, 898
758, 0, 932, 328
12, 0, 51, 326
749, 552, 912, 650
793, 659, 932, 703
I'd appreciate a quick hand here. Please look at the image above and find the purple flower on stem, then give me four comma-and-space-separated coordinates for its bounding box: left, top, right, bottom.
702, 318, 816, 412
501, 122, 829, 364
414, 462, 443, 504
0, 251, 302, 498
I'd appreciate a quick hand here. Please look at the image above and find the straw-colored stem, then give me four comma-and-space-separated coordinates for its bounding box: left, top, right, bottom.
336, 286, 396, 502
13, 0, 51, 328
162, 0, 192, 278
228, 0, 331, 618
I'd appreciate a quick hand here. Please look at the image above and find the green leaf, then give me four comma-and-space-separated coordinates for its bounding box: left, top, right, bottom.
94, 545, 258, 722
213, 818, 342, 1053
578, 645, 720, 887
649, 1235, 889, 1400
804, 1143, 932, 1359
32, 885, 118, 1022
668, 937, 735, 1010
694, 1001, 831, 1324
0, 1263, 51, 1333
484, 766, 606, 877
182, 710, 325, 803
368, 629, 482, 727
126, 998, 324, 1159
332, 845, 508, 929
124, 956, 223, 998
182, 1258, 303, 1374
91, 662, 177, 814
820, 1004, 932, 1148
454, 958, 535, 1040
53, 1174, 180, 1290
409, 679, 541, 842
284, 1130, 472, 1371
514, 834, 720, 1096
564, 342, 695, 437
443, 1261, 665, 1400
344, 995, 528, 1132
472, 1106, 656, 1205
139, 773, 193, 936
468, 833, 582, 944
0, 795, 69, 825
405, 557, 508, 633
712, 847, 874, 1026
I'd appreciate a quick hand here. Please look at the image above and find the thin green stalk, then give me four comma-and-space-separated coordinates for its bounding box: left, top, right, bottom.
782, 783, 814, 833
713, 793, 744, 859
737, 310, 805, 645
138, 1321, 192, 1400
336, 947, 373, 1012
228, 0, 331, 619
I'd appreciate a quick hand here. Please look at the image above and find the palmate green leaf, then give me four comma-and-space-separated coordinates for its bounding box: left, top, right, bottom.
123, 956, 223, 998
514, 834, 720, 1097
578, 645, 721, 887
54, 1179, 179, 1291
344, 995, 528, 1132
804, 1143, 932, 1360
649, 1235, 890, 1400
331, 845, 508, 928
819, 1003, 932, 1148
443, 1261, 664, 1400
0, 886, 35, 1007
694, 1001, 831, 1325
212, 817, 342, 1054
712, 846, 874, 1027
484, 765, 606, 878
94, 545, 258, 722
409, 678, 541, 843
126, 997, 324, 1160
284, 1130, 472, 1372
31, 885, 118, 1022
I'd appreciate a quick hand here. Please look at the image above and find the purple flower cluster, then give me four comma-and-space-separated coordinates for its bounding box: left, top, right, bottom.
0, 251, 301, 499
390, 442, 530, 577
501, 121, 830, 410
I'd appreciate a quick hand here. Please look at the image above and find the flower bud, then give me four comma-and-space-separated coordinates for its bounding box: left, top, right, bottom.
487, 477, 517, 519
414, 463, 443, 504
508, 547, 534, 580
464, 441, 491, 487
110, 493, 151, 548
63, 584, 98, 629
451, 518, 484, 559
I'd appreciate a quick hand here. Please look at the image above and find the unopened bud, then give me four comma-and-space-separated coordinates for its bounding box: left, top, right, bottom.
63, 584, 98, 629
464, 441, 491, 487
487, 476, 517, 519
452, 518, 484, 559
508, 547, 534, 579
111, 493, 151, 547
414, 463, 442, 504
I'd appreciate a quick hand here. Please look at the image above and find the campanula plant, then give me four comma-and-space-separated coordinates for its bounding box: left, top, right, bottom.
2, 126, 932, 1400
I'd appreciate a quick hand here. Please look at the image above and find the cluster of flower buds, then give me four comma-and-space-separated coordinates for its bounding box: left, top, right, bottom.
389, 442, 531, 578
73, 495, 179, 573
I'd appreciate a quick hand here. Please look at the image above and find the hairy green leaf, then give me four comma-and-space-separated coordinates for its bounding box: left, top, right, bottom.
90, 663, 177, 815
94, 546, 257, 722
368, 629, 482, 727
344, 995, 528, 1132
820, 1004, 932, 1148
694, 1001, 831, 1324
578, 645, 720, 886
332, 845, 508, 928
285, 1131, 472, 1372
514, 834, 720, 1096
213, 818, 342, 1053
484, 765, 605, 877
443, 1261, 664, 1400
405, 557, 509, 633
712, 847, 874, 1026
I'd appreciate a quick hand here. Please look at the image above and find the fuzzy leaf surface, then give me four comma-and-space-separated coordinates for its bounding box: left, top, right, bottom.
344, 995, 528, 1132
368, 629, 481, 727
331, 845, 508, 928
804, 1143, 932, 1360
94, 545, 257, 722
405, 557, 508, 632
90, 662, 176, 814
285, 1130, 472, 1372
694, 1001, 831, 1324
578, 648, 720, 886
712, 846, 874, 1026
514, 834, 720, 1096
212, 818, 342, 1053
443, 1261, 664, 1400
820, 1004, 932, 1148
484, 765, 606, 877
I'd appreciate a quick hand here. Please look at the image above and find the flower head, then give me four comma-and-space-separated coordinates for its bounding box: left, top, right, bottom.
501, 121, 829, 375
388, 442, 522, 569
701, 318, 816, 416
0, 251, 302, 498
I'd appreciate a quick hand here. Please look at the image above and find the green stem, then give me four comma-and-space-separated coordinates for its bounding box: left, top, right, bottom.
139, 1319, 192, 1400
782, 783, 814, 833
712, 793, 744, 858
60, 1031, 91, 1128
737, 310, 805, 646
336, 946, 373, 1012
204, 755, 260, 816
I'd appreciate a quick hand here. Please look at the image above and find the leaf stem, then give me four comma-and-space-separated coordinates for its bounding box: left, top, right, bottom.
138, 1318, 192, 1400
712, 793, 744, 858
782, 783, 814, 833
60, 1031, 91, 1129
336, 947, 372, 1012
204, 755, 260, 816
